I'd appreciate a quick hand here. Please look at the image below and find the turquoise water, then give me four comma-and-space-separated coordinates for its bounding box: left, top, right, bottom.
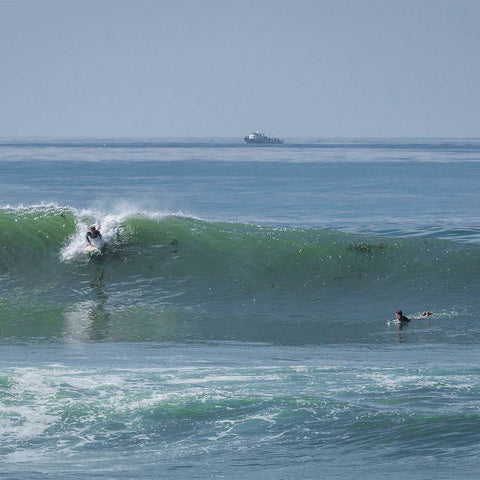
1, 138, 480, 478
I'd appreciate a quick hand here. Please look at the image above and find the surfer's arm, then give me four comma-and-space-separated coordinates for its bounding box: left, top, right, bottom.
410, 312, 433, 320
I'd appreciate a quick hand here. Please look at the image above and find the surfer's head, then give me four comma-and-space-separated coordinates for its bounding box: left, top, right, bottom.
396, 310, 402, 318
90, 226, 96, 232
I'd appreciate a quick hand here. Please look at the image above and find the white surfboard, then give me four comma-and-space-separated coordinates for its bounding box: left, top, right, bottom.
86, 237, 105, 256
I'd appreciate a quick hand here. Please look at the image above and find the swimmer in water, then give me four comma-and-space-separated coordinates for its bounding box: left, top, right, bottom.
395, 309, 433, 330
396, 310, 410, 323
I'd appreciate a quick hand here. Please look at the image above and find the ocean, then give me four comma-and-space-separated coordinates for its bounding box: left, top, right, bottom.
1, 138, 480, 479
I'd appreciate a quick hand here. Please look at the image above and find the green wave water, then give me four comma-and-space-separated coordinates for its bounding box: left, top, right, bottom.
1, 206, 479, 344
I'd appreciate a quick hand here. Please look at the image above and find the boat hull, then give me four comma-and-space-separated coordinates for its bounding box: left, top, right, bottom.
244, 136, 283, 144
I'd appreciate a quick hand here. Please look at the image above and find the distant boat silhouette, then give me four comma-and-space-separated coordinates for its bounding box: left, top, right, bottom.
244, 131, 284, 144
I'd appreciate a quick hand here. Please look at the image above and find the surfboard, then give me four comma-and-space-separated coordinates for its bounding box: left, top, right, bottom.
86, 244, 103, 259
86, 244, 99, 254
86, 237, 105, 257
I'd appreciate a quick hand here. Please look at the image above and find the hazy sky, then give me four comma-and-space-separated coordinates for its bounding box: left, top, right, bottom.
1, 0, 479, 138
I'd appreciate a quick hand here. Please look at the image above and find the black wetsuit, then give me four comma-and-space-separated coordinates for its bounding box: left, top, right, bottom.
398, 315, 410, 323
86, 229, 102, 244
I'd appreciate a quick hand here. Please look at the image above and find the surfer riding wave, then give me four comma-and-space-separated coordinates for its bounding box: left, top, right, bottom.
86, 225, 102, 245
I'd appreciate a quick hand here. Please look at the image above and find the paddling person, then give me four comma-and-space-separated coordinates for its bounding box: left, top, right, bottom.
395, 309, 433, 330
86, 225, 102, 245
395, 310, 410, 324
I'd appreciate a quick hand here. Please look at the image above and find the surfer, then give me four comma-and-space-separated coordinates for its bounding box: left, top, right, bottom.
395, 309, 433, 330
86, 225, 102, 245
395, 310, 410, 323
395, 310, 410, 331
396, 310, 433, 322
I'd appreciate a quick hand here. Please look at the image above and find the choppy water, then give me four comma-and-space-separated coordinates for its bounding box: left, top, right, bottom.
1, 138, 480, 478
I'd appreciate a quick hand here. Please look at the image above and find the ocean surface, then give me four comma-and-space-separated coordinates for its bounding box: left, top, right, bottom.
1, 138, 480, 479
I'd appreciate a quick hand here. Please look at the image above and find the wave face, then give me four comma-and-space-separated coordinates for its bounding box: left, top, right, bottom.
1, 205, 479, 344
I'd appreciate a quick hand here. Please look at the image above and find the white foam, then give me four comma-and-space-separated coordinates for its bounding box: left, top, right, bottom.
0, 201, 65, 213
167, 373, 282, 385
59, 204, 193, 261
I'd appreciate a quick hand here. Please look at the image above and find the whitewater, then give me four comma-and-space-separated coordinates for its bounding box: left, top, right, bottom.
1, 138, 480, 479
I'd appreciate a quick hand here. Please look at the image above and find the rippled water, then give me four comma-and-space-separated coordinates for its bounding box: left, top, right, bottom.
1, 138, 480, 478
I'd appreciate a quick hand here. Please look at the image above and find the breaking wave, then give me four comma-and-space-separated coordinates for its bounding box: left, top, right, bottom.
1, 204, 479, 344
